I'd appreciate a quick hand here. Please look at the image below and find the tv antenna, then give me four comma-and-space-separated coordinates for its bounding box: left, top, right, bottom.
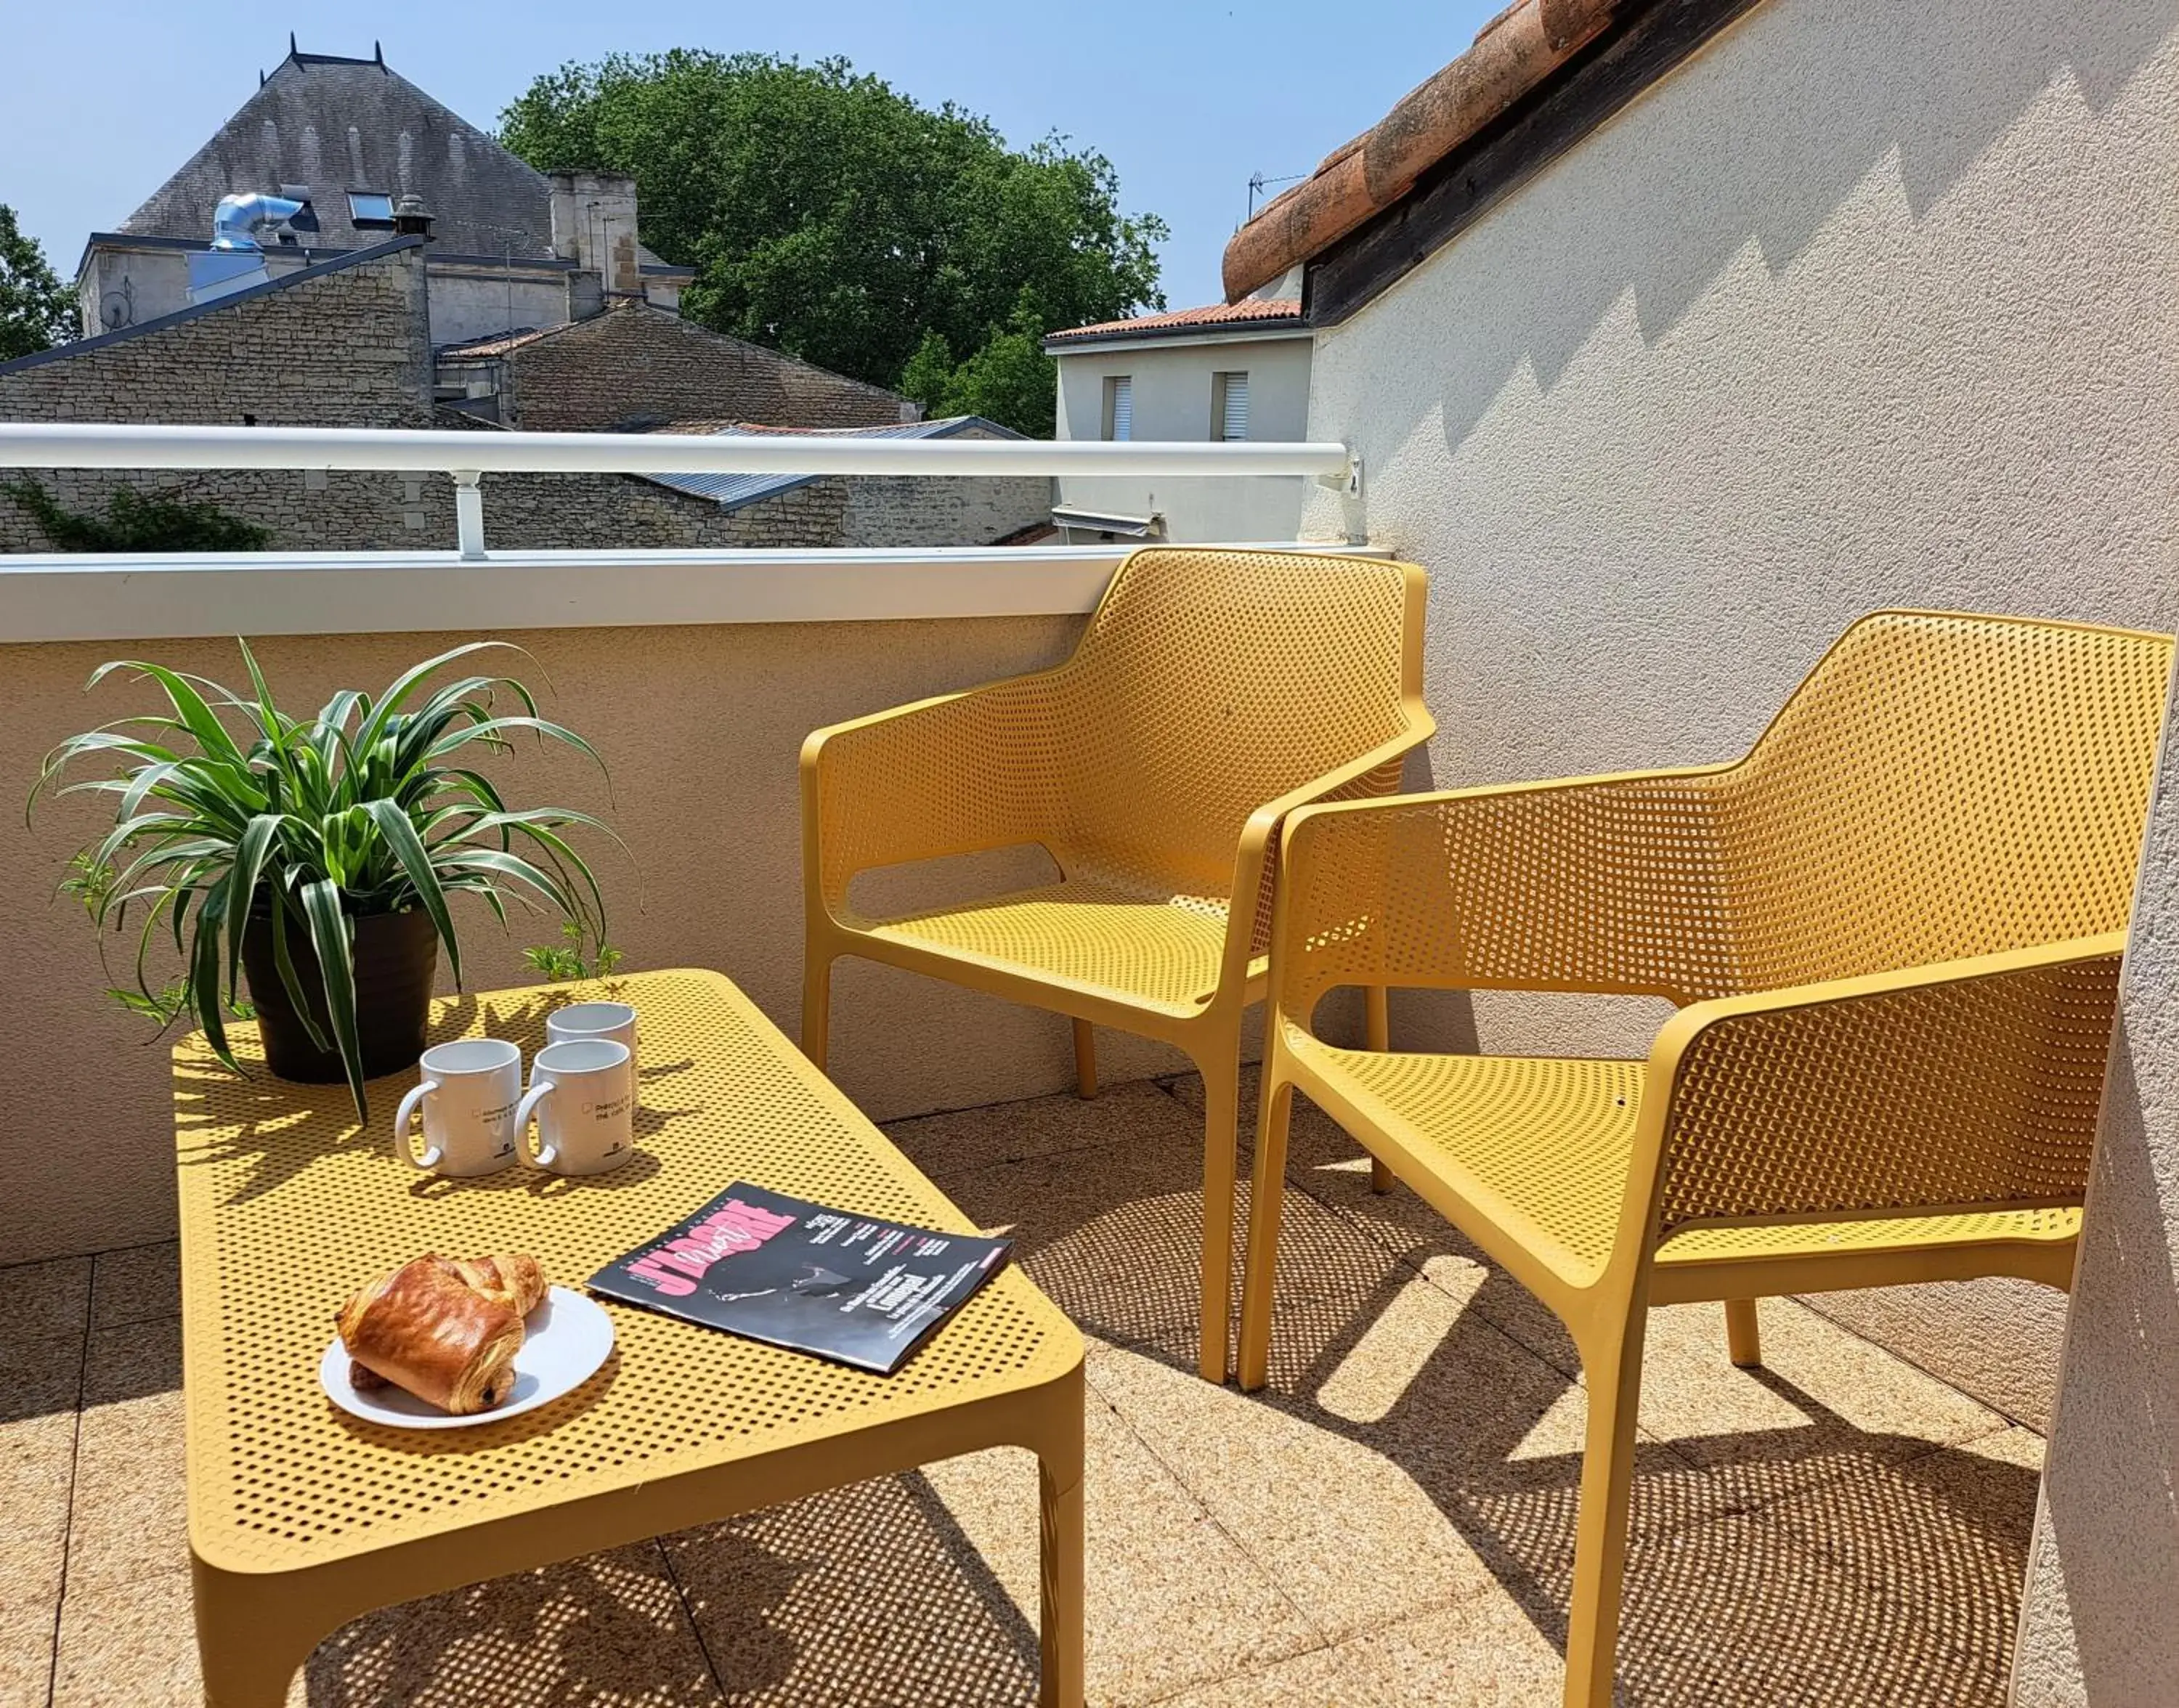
1247, 170, 1306, 221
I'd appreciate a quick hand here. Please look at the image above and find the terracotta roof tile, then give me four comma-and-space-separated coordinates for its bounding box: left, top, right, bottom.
1222, 0, 1621, 300
1044, 297, 1304, 346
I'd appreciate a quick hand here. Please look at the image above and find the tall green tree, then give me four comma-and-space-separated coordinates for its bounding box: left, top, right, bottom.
500, 53, 1165, 436
0, 204, 76, 361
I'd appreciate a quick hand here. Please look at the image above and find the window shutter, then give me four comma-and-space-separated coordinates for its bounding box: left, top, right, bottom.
1108, 375, 1133, 442
1218, 373, 1249, 442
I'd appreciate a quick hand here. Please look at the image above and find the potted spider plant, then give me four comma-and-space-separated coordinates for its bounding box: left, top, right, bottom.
32, 639, 619, 1120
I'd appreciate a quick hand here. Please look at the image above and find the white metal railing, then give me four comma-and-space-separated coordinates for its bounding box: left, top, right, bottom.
0, 423, 1357, 560
0, 422, 1367, 643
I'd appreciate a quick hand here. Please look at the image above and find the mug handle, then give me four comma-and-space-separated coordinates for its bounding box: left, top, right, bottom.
514, 1077, 559, 1170
392, 1079, 442, 1169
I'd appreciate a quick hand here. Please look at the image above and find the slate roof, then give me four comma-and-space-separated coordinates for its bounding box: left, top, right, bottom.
635, 417, 1024, 513
116, 44, 686, 272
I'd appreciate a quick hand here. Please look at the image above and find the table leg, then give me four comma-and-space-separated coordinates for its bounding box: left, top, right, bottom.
193, 1554, 325, 1708
1036, 1368, 1087, 1708
1037, 1460, 1086, 1708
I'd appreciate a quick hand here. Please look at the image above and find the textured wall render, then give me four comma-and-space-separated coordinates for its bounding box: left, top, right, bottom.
2014, 659, 2179, 1704
0, 616, 1277, 1266
1301, 0, 2179, 1434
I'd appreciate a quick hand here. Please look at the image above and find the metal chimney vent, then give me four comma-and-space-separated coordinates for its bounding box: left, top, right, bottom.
211, 192, 309, 251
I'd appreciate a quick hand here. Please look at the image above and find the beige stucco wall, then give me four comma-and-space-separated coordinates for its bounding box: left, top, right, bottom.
0, 612, 1262, 1267
1299, 0, 2179, 1428
1054, 335, 1314, 541
2013, 660, 2179, 1702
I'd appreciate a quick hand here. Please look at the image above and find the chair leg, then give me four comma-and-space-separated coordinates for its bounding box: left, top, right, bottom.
1365, 985, 1394, 1194
801, 947, 834, 1070
1724, 1298, 1762, 1367
1563, 1318, 1647, 1708
1195, 1052, 1241, 1383
1072, 1017, 1099, 1099
1237, 1073, 1294, 1392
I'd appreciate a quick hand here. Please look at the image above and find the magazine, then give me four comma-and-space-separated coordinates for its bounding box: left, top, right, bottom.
586, 1182, 1014, 1375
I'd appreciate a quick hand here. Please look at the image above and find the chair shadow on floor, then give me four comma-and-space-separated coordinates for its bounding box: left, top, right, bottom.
924, 1084, 2040, 1708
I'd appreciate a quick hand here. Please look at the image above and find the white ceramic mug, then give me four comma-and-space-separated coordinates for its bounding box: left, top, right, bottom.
514, 1038, 635, 1176
546, 1001, 638, 1075
391, 1038, 523, 1176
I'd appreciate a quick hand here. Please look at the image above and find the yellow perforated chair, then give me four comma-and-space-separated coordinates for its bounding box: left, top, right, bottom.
1235, 610, 2174, 1708
803, 546, 1434, 1380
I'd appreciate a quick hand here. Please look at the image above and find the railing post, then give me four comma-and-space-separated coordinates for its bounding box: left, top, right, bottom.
453, 471, 485, 561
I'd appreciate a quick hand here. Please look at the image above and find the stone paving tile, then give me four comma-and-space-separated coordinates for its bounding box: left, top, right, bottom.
936, 1107, 1244, 1373
1086, 1321, 1727, 1651
1356, 1594, 1578, 1706
1747, 1427, 2045, 1704
664, 1473, 1036, 1707
81, 1315, 182, 1410
89, 1241, 180, 1330
0, 1255, 92, 1356
0, 1330, 83, 1708
910, 1398, 1320, 1707
306, 1543, 723, 1708
68, 1322, 188, 1587
49, 1568, 296, 1708
1607, 1496, 2014, 1708
0, 1595, 59, 1708
50, 1541, 717, 1708
885, 1079, 1187, 1184
1150, 1632, 1408, 1707
14, 1080, 2044, 1708
1627, 1300, 2008, 1482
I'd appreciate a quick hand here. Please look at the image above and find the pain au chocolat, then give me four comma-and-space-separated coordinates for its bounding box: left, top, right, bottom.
336, 1255, 527, 1414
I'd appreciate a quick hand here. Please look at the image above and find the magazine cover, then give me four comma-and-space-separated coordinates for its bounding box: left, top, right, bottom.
586, 1182, 1014, 1374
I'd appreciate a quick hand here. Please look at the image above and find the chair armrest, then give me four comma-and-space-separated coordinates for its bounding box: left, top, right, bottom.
1268, 766, 1730, 1022
801, 677, 1060, 922
1631, 932, 2126, 1249
1219, 720, 1436, 991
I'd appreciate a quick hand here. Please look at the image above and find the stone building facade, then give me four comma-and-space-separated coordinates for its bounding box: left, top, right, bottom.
77, 43, 695, 346
0, 240, 1047, 553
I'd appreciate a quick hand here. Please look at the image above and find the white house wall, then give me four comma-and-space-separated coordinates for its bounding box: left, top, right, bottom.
1054, 336, 1313, 541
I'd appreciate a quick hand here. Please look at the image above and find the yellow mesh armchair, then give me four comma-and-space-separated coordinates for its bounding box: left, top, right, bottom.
803, 546, 1433, 1380
1235, 611, 2173, 1707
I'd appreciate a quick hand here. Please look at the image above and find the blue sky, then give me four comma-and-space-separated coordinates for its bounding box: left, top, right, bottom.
2, 0, 1499, 311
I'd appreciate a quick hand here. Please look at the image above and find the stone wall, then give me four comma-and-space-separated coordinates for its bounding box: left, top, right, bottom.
3, 241, 433, 428
0, 242, 435, 553
501, 302, 911, 432
476, 471, 849, 551
839, 469, 1053, 550
1, 244, 872, 554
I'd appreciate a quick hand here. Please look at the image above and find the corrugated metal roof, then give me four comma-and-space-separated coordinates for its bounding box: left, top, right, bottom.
637, 416, 1023, 512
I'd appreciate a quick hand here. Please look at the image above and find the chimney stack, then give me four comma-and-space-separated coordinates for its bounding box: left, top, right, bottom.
392, 193, 434, 240
548, 169, 643, 300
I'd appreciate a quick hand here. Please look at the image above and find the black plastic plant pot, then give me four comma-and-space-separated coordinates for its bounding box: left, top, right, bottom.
240, 904, 440, 1083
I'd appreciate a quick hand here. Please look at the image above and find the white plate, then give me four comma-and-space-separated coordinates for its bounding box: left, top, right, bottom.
320, 1285, 614, 1430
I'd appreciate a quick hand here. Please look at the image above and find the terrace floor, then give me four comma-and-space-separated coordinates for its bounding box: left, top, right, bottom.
4, 1067, 2041, 1707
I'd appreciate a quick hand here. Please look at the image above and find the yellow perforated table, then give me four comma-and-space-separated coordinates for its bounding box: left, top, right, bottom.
175, 968, 1084, 1707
